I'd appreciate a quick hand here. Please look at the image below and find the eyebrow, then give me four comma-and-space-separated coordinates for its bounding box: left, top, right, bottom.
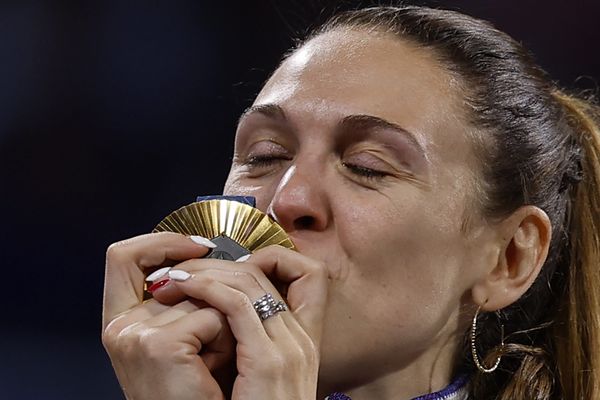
239, 104, 288, 125
239, 103, 425, 155
339, 114, 425, 156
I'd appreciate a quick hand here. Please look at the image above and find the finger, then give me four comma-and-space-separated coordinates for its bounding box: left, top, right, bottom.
104, 299, 170, 337
166, 255, 323, 343
169, 272, 272, 350
239, 246, 329, 341
143, 299, 210, 327
158, 306, 234, 371
103, 232, 213, 328
147, 278, 188, 305
174, 268, 291, 340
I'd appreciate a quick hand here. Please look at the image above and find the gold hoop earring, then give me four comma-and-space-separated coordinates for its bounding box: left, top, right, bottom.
470, 305, 504, 373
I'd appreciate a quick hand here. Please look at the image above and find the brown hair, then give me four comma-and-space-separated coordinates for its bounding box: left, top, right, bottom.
304, 5, 600, 400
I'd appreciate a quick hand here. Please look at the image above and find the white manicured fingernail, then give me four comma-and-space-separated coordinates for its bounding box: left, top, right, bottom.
235, 254, 251, 263
169, 269, 192, 281
189, 235, 217, 248
145, 267, 171, 282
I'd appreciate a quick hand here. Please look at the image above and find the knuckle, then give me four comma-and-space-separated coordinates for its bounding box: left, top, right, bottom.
105, 241, 127, 263
103, 324, 153, 358
265, 244, 284, 252
233, 269, 262, 286
103, 322, 182, 367
102, 324, 138, 357
255, 244, 280, 258
194, 272, 215, 287
231, 292, 253, 314
128, 326, 175, 362
102, 317, 128, 351
233, 292, 250, 308
117, 327, 143, 355
137, 329, 168, 360
173, 257, 200, 271
232, 269, 252, 280
101, 329, 118, 352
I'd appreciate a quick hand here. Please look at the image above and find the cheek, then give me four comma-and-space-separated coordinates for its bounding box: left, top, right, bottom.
334, 191, 470, 310
322, 220, 468, 373
324, 199, 471, 363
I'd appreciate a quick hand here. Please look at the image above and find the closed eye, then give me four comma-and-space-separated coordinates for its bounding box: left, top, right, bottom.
245, 154, 292, 167
342, 162, 389, 180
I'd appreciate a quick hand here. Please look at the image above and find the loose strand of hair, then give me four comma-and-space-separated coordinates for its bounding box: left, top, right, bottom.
551, 91, 600, 400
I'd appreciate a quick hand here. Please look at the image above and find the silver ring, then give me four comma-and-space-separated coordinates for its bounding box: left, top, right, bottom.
252, 293, 288, 321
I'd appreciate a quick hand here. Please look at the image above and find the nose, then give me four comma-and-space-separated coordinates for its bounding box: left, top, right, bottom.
267, 164, 330, 233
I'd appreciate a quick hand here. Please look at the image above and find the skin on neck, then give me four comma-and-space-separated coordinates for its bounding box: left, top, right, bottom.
331, 306, 465, 399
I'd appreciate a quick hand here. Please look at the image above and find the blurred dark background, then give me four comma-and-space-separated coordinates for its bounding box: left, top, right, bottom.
1, 1, 598, 398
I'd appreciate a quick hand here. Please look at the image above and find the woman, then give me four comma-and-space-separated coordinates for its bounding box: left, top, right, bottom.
102, 5, 600, 399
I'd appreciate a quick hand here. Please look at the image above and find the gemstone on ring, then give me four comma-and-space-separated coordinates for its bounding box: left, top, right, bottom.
252, 293, 287, 321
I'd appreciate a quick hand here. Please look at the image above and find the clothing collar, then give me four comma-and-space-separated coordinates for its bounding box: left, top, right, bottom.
325, 374, 469, 400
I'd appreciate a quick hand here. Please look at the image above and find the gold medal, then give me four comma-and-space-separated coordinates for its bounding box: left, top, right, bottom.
145, 197, 294, 296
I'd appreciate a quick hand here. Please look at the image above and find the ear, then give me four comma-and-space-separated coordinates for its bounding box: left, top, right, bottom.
471, 205, 552, 311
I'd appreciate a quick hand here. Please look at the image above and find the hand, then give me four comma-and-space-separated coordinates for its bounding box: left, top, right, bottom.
102, 232, 236, 400
157, 245, 329, 400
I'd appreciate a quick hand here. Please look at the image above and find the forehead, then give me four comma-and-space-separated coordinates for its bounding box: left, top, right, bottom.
254, 29, 472, 166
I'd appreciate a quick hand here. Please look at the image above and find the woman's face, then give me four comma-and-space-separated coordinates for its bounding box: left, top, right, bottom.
224, 29, 495, 390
